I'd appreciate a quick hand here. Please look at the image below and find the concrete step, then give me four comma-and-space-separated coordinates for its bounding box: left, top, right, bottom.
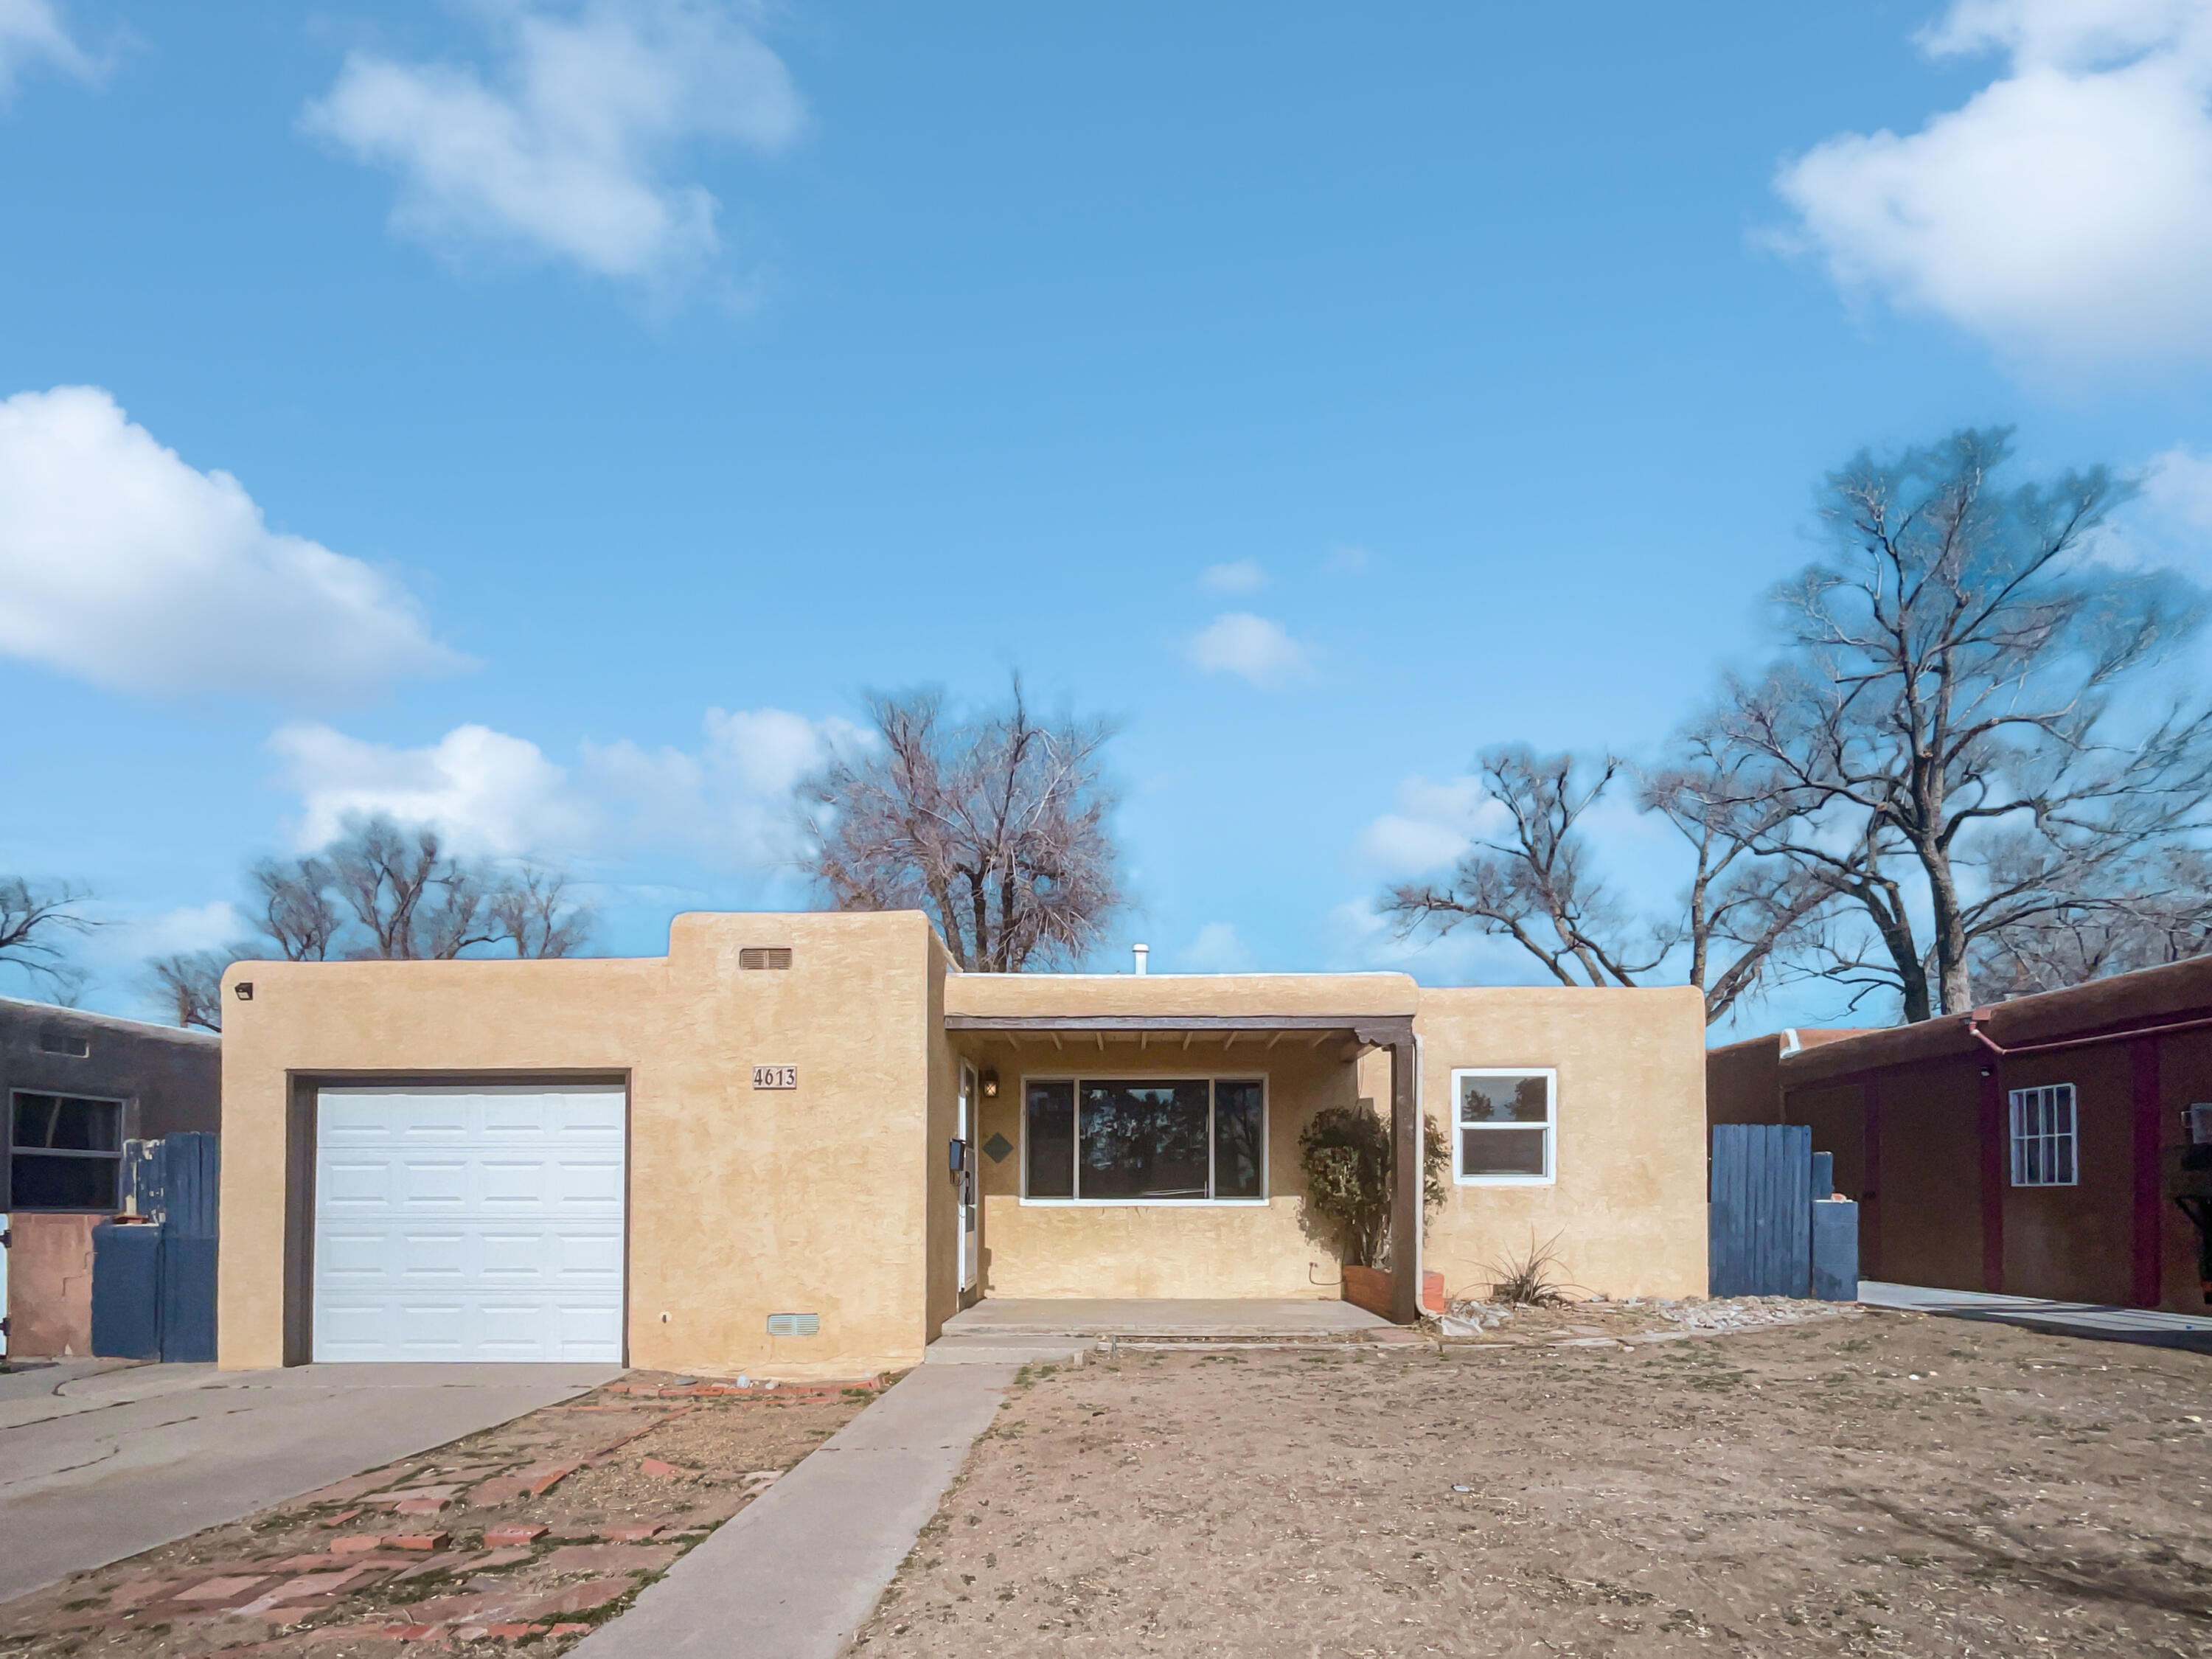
922, 1338, 1090, 1367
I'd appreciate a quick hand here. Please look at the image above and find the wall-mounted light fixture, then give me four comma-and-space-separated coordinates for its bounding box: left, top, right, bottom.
981, 1068, 999, 1098
234, 981, 254, 1002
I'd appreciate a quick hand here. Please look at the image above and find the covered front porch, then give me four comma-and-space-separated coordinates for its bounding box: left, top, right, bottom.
942, 983, 1426, 1326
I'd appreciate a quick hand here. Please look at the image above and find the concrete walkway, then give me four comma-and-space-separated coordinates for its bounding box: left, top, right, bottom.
0, 1361, 616, 1604
1861, 1280, 2212, 1354
570, 1361, 1018, 1659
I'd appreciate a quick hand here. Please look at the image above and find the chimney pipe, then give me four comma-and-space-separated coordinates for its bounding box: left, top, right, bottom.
1133, 942, 1150, 975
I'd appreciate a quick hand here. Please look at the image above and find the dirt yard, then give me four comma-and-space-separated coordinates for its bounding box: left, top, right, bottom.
854, 1307, 2212, 1658
0, 1372, 874, 1657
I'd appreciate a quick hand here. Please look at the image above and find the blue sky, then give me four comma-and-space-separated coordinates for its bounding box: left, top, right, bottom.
7, 0, 2212, 1034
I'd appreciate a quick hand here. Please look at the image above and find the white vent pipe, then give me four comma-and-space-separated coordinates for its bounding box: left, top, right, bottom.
1133, 942, 1150, 975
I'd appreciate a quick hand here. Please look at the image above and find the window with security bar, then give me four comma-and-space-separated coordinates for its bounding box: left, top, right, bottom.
2008, 1083, 2078, 1187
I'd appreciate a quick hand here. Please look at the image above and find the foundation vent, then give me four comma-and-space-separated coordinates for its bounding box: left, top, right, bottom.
739, 947, 793, 970
766, 1312, 820, 1337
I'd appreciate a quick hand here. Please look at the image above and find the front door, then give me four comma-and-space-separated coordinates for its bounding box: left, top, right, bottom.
958, 1065, 978, 1296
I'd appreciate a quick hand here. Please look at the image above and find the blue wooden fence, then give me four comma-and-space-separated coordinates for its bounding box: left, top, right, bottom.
1710, 1124, 1813, 1297
1710, 1124, 1858, 1300
90, 1133, 219, 1362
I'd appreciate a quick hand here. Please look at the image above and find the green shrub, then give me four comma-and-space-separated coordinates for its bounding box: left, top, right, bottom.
1296, 1103, 1447, 1268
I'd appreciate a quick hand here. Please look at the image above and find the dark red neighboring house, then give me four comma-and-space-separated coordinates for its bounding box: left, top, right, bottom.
1708, 958, 2212, 1313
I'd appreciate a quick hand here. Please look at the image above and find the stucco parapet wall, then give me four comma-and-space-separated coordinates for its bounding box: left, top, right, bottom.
1781, 952, 2212, 1088
942, 971, 1417, 1021
1413, 983, 1705, 1018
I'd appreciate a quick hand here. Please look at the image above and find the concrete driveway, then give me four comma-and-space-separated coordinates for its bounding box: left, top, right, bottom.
0, 1360, 619, 1604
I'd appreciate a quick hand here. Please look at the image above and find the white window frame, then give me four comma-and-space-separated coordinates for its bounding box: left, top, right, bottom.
1018, 1072, 1269, 1206
1451, 1066, 1557, 1187
2009, 1083, 2079, 1188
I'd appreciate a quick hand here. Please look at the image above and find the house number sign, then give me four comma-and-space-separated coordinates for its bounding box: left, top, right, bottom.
753, 1065, 798, 1090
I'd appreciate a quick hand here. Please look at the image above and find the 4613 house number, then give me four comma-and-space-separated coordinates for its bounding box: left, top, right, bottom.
752, 1065, 798, 1090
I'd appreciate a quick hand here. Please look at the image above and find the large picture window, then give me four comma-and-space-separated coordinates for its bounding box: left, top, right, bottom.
1453, 1068, 1555, 1185
8, 1091, 125, 1211
1023, 1077, 1266, 1203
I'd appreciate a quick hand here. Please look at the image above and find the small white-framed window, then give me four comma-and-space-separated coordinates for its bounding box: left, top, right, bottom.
1453, 1068, 1555, 1186
1020, 1075, 1267, 1204
2009, 1084, 2078, 1187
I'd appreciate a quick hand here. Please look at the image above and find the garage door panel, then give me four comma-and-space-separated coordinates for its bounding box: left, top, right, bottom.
314, 1086, 625, 1363
320, 1158, 397, 1208
558, 1304, 623, 1355
397, 1159, 470, 1208
556, 1231, 624, 1279
480, 1158, 552, 1206
319, 1231, 395, 1281
553, 1157, 625, 1207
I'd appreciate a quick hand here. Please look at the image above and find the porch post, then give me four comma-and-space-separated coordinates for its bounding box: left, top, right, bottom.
1389, 1034, 1420, 1325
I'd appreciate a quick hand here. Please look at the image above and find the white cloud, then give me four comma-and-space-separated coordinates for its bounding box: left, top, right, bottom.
0, 386, 467, 701
2090, 440, 2212, 572
303, 0, 804, 284
1351, 774, 1504, 880
272, 722, 585, 857
1185, 612, 1311, 686
271, 706, 863, 867
72, 901, 245, 979
1178, 921, 1256, 973
2145, 442, 2212, 534
0, 0, 97, 98
1773, 0, 2212, 369
1200, 559, 1265, 594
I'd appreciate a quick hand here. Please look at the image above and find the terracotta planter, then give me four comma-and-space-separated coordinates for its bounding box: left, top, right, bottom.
1340, 1265, 1449, 1319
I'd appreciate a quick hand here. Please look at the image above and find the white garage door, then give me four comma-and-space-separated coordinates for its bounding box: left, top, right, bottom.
313, 1085, 626, 1363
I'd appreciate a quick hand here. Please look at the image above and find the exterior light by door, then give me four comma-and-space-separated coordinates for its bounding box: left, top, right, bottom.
980, 1069, 999, 1098
234, 982, 254, 1001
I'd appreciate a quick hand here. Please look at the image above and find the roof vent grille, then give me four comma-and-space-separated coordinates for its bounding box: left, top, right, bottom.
739, 947, 793, 970
36, 1028, 89, 1058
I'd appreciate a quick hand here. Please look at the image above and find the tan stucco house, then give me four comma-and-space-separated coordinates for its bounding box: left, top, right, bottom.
217, 911, 1707, 1378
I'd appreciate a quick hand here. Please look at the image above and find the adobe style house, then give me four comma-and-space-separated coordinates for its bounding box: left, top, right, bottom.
1709, 955, 2212, 1314
217, 912, 1707, 1377
3, 998, 221, 1357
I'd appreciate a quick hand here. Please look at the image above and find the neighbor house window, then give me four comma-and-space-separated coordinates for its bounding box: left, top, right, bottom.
8, 1091, 124, 1211
1453, 1068, 1555, 1185
1023, 1077, 1266, 1202
2010, 1084, 2078, 1187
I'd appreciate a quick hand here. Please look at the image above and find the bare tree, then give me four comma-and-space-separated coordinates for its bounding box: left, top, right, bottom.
150, 948, 231, 1032
1971, 844, 2212, 1001
803, 682, 1123, 971
147, 818, 592, 1028
489, 868, 594, 959
1638, 723, 1838, 1021
1384, 748, 1662, 990
249, 855, 341, 961
1720, 428, 2212, 1020
0, 877, 94, 1001
1382, 744, 1826, 1025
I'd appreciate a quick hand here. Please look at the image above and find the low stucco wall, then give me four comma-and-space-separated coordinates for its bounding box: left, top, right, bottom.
1416, 986, 1708, 1303
218, 912, 942, 1380
4, 1213, 97, 1358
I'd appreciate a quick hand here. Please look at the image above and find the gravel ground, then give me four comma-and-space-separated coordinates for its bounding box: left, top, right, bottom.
852, 1307, 2212, 1658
